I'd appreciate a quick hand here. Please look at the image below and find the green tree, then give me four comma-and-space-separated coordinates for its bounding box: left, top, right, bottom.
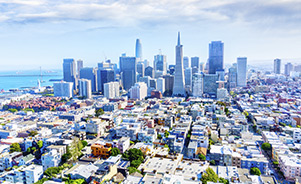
122, 148, 144, 168
219, 177, 229, 184
198, 154, 206, 161
111, 147, 121, 156
10, 143, 21, 153
130, 160, 142, 168
29, 130, 38, 137
201, 168, 218, 184
210, 160, 216, 165
81, 140, 88, 147
157, 134, 162, 139
44, 167, 60, 177
69, 138, 82, 163
261, 143, 271, 151
128, 167, 141, 174
8, 108, 17, 113
250, 167, 261, 176
37, 140, 43, 149
95, 108, 104, 117
164, 130, 169, 138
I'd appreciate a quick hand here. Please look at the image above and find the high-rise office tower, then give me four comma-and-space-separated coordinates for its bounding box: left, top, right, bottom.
285, 63, 293, 76
139, 76, 151, 87
145, 66, 154, 78
63, 58, 77, 90
237, 57, 247, 87
228, 65, 237, 89
274, 59, 281, 74
78, 79, 92, 99
183, 56, 190, 69
77, 60, 83, 76
143, 59, 149, 68
154, 54, 167, 74
191, 57, 200, 70
185, 67, 192, 91
135, 39, 142, 61
157, 78, 165, 94
208, 41, 224, 74
129, 82, 147, 100
192, 67, 198, 75
202, 74, 219, 96
119, 55, 137, 90
97, 69, 115, 92
104, 82, 119, 99
192, 73, 203, 97
216, 69, 225, 81
164, 74, 174, 96
137, 62, 145, 78
173, 32, 186, 96
53, 81, 73, 98
80, 67, 98, 92
200, 62, 205, 73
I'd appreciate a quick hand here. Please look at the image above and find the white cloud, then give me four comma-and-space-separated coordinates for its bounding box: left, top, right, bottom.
0, 0, 301, 31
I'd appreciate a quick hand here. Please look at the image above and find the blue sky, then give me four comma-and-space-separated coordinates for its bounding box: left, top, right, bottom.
0, 0, 301, 71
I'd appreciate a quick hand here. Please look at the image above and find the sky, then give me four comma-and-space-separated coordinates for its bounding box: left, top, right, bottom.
0, 0, 301, 71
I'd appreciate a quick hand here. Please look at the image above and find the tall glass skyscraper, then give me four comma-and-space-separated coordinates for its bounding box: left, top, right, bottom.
154, 54, 167, 74
97, 69, 115, 92
191, 57, 200, 69
63, 58, 77, 90
237, 57, 247, 87
208, 41, 224, 74
119, 55, 137, 90
274, 58, 281, 74
135, 39, 142, 61
80, 67, 98, 92
173, 32, 186, 96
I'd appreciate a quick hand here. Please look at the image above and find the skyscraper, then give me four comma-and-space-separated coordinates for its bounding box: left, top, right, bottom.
53, 81, 73, 98
137, 61, 145, 78
63, 58, 77, 90
285, 63, 293, 76
157, 78, 165, 94
78, 79, 92, 99
119, 55, 137, 90
208, 41, 224, 74
80, 67, 98, 92
97, 69, 115, 92
237, 57, 247, 87
183, 56, 190, 69
135, 39, 142, 61
129, 82, 147, 100
202, 74, 219, 97
154, 54, 167, 74
77, 60, 83, 76
173, 32, 186, 96
185, 67, 192, 92
274, 58, 281, 74
145, 66, 154, 78
163, 74, 174, 96
191, 57, 200, 69
104, 82, 119, 99
228, 65, 237, 89
192, 73, 203, 97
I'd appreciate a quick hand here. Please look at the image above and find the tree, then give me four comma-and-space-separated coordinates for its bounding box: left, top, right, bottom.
261, 143, 271, 151
201, 168, 218, 184
210, 160, 216, 165
95, 108, 104, 117
69, 138, 82, 163
122, 148, 144, 168
128, 167, 141, 174
130, 160, 142, 168
37, 140, 43, 149
164, 130, 169, 138
250, 167, 261, 176
157, 134, 162, 139
10, 143, 21, 153
8, 108, 17, 113
111, 147, 121, 156
29, 130, 38, 137
198, 154, 206, 161
81, 140, 88, 147
219, 177, 229, 184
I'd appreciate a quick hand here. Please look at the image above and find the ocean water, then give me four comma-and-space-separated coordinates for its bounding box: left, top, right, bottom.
0, 70, 63, 91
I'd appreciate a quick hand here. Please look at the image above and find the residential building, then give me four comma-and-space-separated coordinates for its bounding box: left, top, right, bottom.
78, 79, 92, 99
129, 82, 147, 100
103, 82, 119, 99
53, 81, 73, 98
41, 149, 61, 171
91, 142, 112, 159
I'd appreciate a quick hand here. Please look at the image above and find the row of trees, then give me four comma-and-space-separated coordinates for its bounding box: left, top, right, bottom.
122, 148, 144, 174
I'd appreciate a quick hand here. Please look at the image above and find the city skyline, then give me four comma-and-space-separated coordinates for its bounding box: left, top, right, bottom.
1, 0, 301, 70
